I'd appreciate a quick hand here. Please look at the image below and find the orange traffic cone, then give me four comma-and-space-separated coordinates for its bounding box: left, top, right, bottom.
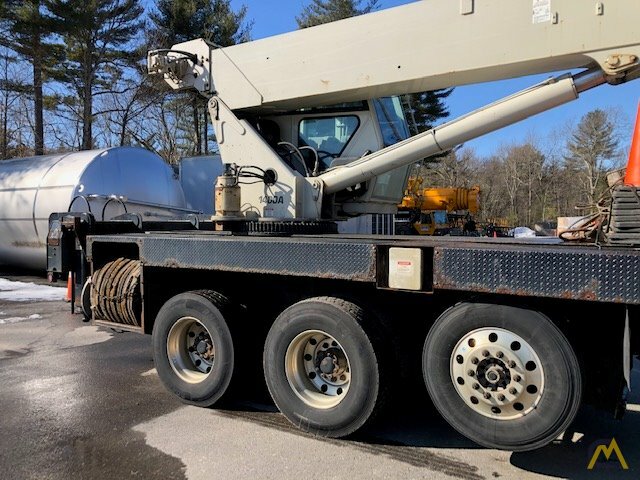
624, 102, 640, 186
65, 272, 73, 303
493, 230, 497, 238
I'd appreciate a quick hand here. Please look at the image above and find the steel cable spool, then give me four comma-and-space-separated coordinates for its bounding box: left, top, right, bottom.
120, 260, 141, 325
104, 258, 125, 322
91, 258, 142, 326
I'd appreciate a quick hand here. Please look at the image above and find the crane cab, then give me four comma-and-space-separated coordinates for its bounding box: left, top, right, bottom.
247, 96, 413, 218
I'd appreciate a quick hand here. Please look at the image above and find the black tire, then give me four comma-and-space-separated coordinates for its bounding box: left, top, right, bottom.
152, 290, 234, 407
423, 302, 582, 451
263, 297, 385, 438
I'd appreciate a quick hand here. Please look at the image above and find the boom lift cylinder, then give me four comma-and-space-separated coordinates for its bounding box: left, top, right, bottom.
319, 71, 604, 194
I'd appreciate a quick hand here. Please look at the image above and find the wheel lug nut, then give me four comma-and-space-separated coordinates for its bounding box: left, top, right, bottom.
471, 357, 479, 365
509, 361, 516, 368
496, 351, 504, 358
497, 394, 506, 401
482, 350, 490, 357
472, 383, 480, 390
483, 392, 491, 399
509, 387, 517, 395
467, 370, 475, 377
514, 375, 522, 382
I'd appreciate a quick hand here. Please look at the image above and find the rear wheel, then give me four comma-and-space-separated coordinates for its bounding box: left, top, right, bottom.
264, 297, 385, 437
423, 303, 581, 451
152, 290, 234, 407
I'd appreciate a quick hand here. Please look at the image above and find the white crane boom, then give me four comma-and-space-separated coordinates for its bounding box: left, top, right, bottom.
149, 0, 640, 110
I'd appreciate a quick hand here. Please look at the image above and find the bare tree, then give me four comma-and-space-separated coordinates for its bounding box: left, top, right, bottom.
0, 51, 26, 159
149, 0, 252, 158
565, 109, 620, 208
423, 147, 476, 188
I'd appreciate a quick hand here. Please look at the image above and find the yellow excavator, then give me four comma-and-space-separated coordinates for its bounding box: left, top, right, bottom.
396, 176, 480, 235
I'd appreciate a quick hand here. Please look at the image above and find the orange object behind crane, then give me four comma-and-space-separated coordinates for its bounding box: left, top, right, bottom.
399, 177, 480, 213
397, 177, 481, 235
401, 186, 481, 213
624, 103, 640, 186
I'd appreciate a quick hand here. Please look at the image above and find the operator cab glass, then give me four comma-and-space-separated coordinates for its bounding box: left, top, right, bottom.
373, 97, 411, 146
369, 97, 412, 202
299, 116, 360, 169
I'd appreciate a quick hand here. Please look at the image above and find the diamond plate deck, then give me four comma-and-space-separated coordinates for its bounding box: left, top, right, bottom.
87, 232, 640, 304
433, 245, 640, 303
88, 232, 377, 282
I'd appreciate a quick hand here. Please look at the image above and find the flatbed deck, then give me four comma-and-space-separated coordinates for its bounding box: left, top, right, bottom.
87, 232, 640, 304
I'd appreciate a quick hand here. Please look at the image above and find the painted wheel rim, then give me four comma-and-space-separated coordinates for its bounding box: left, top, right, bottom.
167, 317, 215, 384
285, 330, 351, 409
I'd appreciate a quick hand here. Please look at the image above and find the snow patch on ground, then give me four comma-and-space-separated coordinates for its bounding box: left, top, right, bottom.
58, 326, 113, 348
0, 313, 42, 325
0, 278, 66, 302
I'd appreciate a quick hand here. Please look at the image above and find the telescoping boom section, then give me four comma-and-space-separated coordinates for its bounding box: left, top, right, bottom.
149, 0, 640, 109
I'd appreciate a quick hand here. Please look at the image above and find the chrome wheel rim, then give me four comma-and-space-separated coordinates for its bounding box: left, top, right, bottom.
167, 317, 215, 384
450, 327, 544, 420
285, 330, 351, 409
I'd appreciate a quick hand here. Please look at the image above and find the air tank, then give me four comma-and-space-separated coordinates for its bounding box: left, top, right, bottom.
0, 147, 190, 270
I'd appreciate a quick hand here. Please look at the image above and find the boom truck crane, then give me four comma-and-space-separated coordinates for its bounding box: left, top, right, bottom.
47, 0, 640, 451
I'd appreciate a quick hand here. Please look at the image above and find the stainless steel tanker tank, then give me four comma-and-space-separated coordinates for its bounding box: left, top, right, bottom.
179, 154, 224, 214
0, 147, 191, 270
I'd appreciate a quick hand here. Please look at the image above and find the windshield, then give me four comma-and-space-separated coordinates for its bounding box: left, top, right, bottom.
299, 115, 360, 169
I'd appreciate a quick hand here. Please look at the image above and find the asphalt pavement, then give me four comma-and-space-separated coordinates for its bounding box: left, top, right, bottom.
1, 273, 639, 480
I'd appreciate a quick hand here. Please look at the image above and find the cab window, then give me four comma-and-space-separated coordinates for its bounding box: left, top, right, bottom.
373, 97, 410, 146
299, 116, 360, 166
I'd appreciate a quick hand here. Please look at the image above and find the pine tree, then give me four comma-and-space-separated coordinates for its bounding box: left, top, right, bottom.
403, 89, 452, 135
47, 0, 144, 150
151, 0, 251, 47
296, 0, 379, 28
0, 1, 63, 155
565, 109, 619, 207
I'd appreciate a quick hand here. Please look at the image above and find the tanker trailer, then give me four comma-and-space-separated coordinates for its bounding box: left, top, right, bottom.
0, 147, 192, 270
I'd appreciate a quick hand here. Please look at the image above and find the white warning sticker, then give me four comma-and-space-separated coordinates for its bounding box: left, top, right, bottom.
532, 0, 551, 24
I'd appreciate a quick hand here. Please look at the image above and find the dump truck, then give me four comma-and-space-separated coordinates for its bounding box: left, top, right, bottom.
47, 0, 640, 452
